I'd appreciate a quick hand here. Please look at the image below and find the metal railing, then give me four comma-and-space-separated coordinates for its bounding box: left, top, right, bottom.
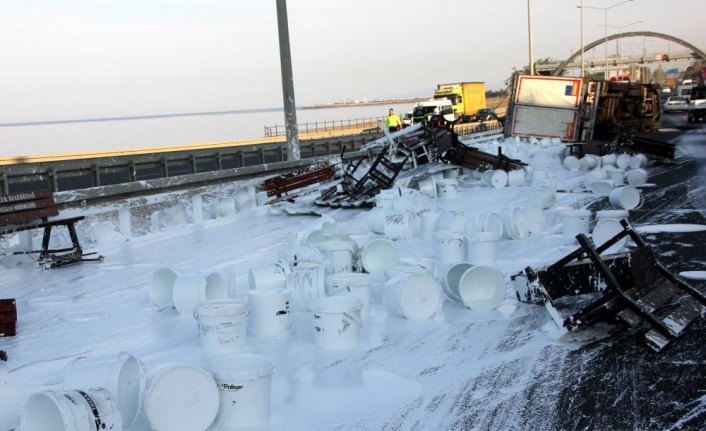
264, 116, 385, 137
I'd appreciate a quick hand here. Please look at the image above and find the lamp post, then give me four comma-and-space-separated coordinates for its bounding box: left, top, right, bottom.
578, 0, 635, 79
528, 0, 535, 75
599, 19, 643, 58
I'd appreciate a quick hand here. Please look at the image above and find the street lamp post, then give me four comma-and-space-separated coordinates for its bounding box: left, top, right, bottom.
528, 0, 535, 75
578, 0, 635, 79
599, 19, 643, 58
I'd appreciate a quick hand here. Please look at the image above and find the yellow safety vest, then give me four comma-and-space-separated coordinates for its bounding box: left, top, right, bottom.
386, 114, 401, 128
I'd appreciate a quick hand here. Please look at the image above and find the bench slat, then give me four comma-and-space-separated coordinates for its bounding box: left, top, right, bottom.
0, 190, 53, 205
0, 197, 57, 215
0, 206, 59, 225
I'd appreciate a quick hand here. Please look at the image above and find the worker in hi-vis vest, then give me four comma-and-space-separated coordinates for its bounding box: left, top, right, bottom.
385, 108, 402, 132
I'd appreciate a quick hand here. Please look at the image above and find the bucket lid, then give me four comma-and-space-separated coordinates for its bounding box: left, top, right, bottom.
195, 300, 247, 317
361, 239, 399, 273
596, 209, 629, 219
145, 364, 219, 431
396, 273, 441, 319
312, 295, 363, 314
205, 353, 274, 381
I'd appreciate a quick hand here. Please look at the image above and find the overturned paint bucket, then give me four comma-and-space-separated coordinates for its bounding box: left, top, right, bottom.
609, 185, 641, 210
507, 169, 526, 187
561, 209, 592, 238
626, 168, 648, 187
63, 351, 145, 429
435, 231, 467, 264
443, 262, 473, 302
312, 296, 364, 350
194, 300, 248, 357
21, 389, 122, 431
150, 267, 179, 309
384, 273, 441, 320
144, 363, 220, 431
249, 261, 289, 290
173, 273, 229, 316
247, 288, 293, 340
287, 261, 327, 311
562, 155, 580, 171
420, 209, 444, 240
206, 353, 275, 429
588, 179, 615, 197
361, 239, 400, 274
327, 272, 372, 321
367, 207, 389, 234
458, 266, 506, 311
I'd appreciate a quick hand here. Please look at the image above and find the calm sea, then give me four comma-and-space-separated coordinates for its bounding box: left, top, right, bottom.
0, 103, 414, 157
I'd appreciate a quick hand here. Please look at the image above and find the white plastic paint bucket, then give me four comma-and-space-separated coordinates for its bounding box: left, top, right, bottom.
582, 169, 608, 188
444, 168, 460, 179
384, 273, 441, 320
503, 207, 529, 240
367, 207, 389, 234
507, 169, 525, 187
420, 209, 443, 240
588, 179, 615, 196
530, 184, 556, 210
596, 209, 629, 223
443, 262, 472, 302
458, 266, 506, 311
383, 213, 413, 241
417, 177, 437, 198
248, 261, 289, 290
144, 363, 219, 431
609, 185, 641, 210
361, 239, 400, 273
327, 272, 372, 320
436, 179, 459, 199
0, 369, 20, 431
90, 221, 122, 244
256, 191, 270, 206
375, 188, 399, 209
487, 170, 508, 188
317, 240, 355, 274
601, 153, 617, 167
592, 219, 628, 255
247, 288, 293, 340
436, 211, 467, 233
626, 168, 648, 187
629, 153, 648, 169
194, 300, 248, 357
63, 352, 144, 428
435, 231, 467, 264
21, 389, 122, 431
468, 232, 500, 266
206, 354, 275, 429
150, 267, 178, 309
312, 296, 364, 350
216, 198, 237, 218
610, 169, 626, 186
287, 261, 327, 311
480, 170, 495, 187
616, 153, 631, 169
118, 207, 132, 237
579, 155, 599, 171
173, 274, 229, 316
561, 209, 592, 238
384, 265, 430, 282
192, 194, 204, 222
562, 155, 580, 171
234, 188, 256, 211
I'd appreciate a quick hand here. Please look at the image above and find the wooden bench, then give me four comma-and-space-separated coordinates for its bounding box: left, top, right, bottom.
0, 190, 103, 268
264, 163, 336, 198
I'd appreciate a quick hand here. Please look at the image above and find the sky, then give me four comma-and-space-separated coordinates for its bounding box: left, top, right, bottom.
1, 0, 705, 122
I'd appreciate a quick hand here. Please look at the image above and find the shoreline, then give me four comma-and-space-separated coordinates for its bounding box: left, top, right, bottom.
303, 98, 429, 110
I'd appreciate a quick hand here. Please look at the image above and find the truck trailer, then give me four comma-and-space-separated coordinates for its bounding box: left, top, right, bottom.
433, 82, 487, 123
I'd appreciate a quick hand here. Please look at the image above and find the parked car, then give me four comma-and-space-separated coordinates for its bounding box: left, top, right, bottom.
473, 108, 497, 122
663, 96, 688, 113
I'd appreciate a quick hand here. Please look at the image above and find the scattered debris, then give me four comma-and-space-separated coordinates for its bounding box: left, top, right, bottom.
513, 220, 706, 352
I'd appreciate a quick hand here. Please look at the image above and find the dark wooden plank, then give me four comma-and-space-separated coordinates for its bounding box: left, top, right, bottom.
0, 190, 53, 205
0, 197, 57, 215
0, 322, 16, 337
0, 207, 59, 225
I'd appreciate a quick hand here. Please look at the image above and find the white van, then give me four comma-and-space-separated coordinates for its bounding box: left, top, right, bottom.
411, 99, 456, 124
